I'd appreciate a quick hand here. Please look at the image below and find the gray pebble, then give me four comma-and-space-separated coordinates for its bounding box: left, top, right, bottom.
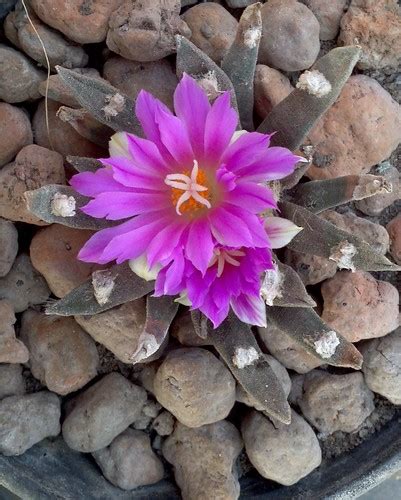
0, 219, 18, 278
0, 364, 25, 400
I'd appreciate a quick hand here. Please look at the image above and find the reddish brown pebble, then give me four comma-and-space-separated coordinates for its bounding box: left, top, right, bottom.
387, 214, 401, 265
0, 103, 32, 167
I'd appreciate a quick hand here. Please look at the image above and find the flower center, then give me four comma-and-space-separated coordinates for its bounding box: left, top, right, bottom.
209, 248, 245, 277
165, 160, 211, 216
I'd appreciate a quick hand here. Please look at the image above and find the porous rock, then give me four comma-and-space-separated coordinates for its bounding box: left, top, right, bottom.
387, 214, 401, 265
0, 300, 29, 363
0, 219, 18, 278
254, 64, 293, 118
301, 0, 348, 40
0, 103, 32, 167
0, 364, 25, 400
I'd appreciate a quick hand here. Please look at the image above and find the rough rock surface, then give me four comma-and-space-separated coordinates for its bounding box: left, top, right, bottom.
170, 310, 209, 347
30, 225, 102, 297
153, 410, 175, 436
75, 299, 146, 364
387, 214, 401, 265
0, 255, 50, 313
62, 372, 147, 452
154, 348, 236, 427
301, 0, 348, 40
163, 420, 243, 500
0, 144, 65, 225
258, 0, 320, 71
307, 76, 401, 180
0, 300, 29, 364
339, 0, 401, 70
361, 328, 401, 404
0, 103, 32, 167
0, 364, 25, 400
355, 164, 400, 215
0, 391, 60, 455
0, 219, 18, 278
20, 311, 99, 396
254, 64, 293, 118
284, 249, 338, 286
321, 271, 399, 342
242, 410, 322, 485
182, 3, 238, 64
107, 0, 190, 62
0, 44, 46, 102
93, 429, 164, 490
298, 371, 375, 434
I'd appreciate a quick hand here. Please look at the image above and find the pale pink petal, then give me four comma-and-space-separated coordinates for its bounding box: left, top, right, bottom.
231, 294, 267, 327
264, 216, 303, 248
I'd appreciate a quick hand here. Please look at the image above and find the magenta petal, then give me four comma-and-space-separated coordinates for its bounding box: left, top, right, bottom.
238, 147, 301, 182
70, 169, 131, 197
82, 192, 170, 220
185, 218, 214, 274
199, 294, 230, 329
125, 134, 169, 173
204, 92, 237, 166
227, 183, 277, 213
222, 132, 270, 173
147, 221, 188, 268
174, 73, 210, 160
231, 294, 267, 327
163, 252, 185, 295
208, 206, 254, 247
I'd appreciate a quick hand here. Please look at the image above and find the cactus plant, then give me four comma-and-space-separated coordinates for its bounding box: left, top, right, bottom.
25, 4, 400, 425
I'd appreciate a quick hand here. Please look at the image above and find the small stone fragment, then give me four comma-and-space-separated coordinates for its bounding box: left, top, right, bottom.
0, 144, 65, 225
258, 323, 322, 374
0, 364, 25, 400
387, 214, 401, 265
182, 3, 238, 64
307, 76, 401, 180
355, 165, 400, 216
163, 420, 243, 500
0, 391, 60, 455
75, 300, 146, 364
0, 300, 29, 363
284, 249, 338, 286
20, 311, 99, 396
0, 103, 32, 167
0, 44, 46, 102
153, 410, 175, 436
298, 371, 375, 434
242, 410, 322, 486
107, 0, 190, 62
62, 372, 147, 452
0, 219, 18, 278
339, 0, 401, 70
301, 0, 348, 40
0, 254, 50, 313
93, 429, 164, 490
258, 0, 320, 71
361, 328, 401, 404
321, 271, 399, 343
154, 348, 236, 427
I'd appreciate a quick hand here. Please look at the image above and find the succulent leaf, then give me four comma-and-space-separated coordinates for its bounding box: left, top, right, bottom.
57, 106, 113, 147
66, 156, 102, 173
221, 3, 262, 130
257, 46, 361, 150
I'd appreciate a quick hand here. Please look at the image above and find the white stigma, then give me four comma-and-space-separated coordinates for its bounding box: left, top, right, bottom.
165, 160, 211, 215
209, 248, 245, 277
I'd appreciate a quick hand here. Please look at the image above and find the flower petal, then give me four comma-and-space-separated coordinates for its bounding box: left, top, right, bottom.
70, 169, 131, 197
264, 216, 303, 248
208, 206, 254, 247
109, 132, 130, 158
231, 294, 267, 327
227, 183, 277, 213
129, 254, 161, 281
185, 218, 214, 275
238, 147, 301, 182
101, 156, 166, 190
222, 131, 270, 173
147, 221, 188, 268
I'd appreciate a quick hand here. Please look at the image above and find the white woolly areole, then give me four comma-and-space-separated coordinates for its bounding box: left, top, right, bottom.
102, 93, 125, 118
51, 193, 76, 217
296, 70, 332, 98
197, 71, 220, 100
243, 27, 261, 48
260, 265, 283, 306
329, 241, 357, 272
232, 346, 259, 369
314, 331, 340, 359
92, 271, 115, 305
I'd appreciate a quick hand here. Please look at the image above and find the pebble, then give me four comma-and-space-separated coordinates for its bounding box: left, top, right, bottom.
0, 44, 46, 103
0, 391, 60, 455
339, 0, 401, 70
226, 0, 259, 7
92, 429, 164, 490
33, 99, 105, 158
0, 0, 17, 20
361, 328, 401, 404
387, 214, 401, 265
321, 271, 399, 343
103, 56, 178, 110
284, 249, 337, 286
30, 225, 102, 298
307, 76, 401, 180
0, 300, 29, 364
0, 219, 18, 278
0, 103, 32, 167
355, 165, 400, 216
0, 254, 50, 313
154, 348, 236, 427
20, 311, 99, 396
0, 364, 25, 400
182, 3, 238, 64
163, 420, 243, 500
242, 409, 322, 486
30, 0, 125, 44
153, 410, 175, 436
170, 310, 209, 347
257, 323, 322, 374
75, 299, 147, 364
107, 0, 190, 62
301, 0, 348, 40
62, 372, 147, 452
0, 145, 65, 225
5, 4, 88, 70
258, 0, 320, 71
298, 371, 375, 433
254, 64, 293, 118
